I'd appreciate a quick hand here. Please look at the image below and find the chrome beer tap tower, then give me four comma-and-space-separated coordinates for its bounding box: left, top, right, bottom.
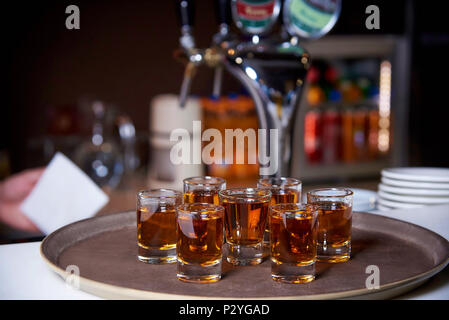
175, 0, 341, 177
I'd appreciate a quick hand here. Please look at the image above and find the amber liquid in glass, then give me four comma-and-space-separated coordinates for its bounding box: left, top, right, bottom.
270, 191, 300, 205
137, 206, 177, 250
316, 201, 352, 247
266, 191, 300, 234
222, 200, 269, 246
184, 190, 219, 205
177, 212, 223, 266
271, 212, 317, 266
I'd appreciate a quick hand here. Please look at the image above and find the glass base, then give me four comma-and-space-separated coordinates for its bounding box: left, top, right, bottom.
271, 260, 316, 284
137, 246, 176, 264
177, 260, 222, 283
226, 243, 264, 266
317, 242, 351, 263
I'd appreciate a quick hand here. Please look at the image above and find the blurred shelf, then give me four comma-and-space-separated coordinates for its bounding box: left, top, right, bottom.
295, 160, 387, 183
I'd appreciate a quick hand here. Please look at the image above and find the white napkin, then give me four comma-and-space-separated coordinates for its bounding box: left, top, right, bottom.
20, 152, 109, 235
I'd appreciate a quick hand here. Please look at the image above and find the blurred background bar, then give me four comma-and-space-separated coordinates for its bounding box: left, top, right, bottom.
1, 0, 449, 241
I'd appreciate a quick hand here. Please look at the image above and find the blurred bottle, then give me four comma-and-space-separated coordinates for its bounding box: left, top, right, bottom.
341, 79, 367, 163
321, 89, 342, 164
340, 80, 355, 163
357, 77, 372, 98
352, 107, 368, 161
340, 105, 354, 163
306, 84, 326, 106
366, 106, 380, 159
306, 66, 320, 84
342, 80, 363, 104
365, 86, 380, 159
304, 85, 325, 164
324, 66, 338, 83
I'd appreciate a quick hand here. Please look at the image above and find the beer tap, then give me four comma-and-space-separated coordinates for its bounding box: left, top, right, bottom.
175, 0, 198, 108
176, 0, 232, 104
175, 0, 341, 176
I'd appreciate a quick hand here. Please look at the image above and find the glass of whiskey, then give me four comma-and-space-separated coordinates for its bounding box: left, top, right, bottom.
219, 188, 271, 265
257, 177, 302, 247
307, 188, 353, 263
270, 203, 318, 283
176, 203, 225, 283
183, 176, 226, 205
136, 189, 182, 264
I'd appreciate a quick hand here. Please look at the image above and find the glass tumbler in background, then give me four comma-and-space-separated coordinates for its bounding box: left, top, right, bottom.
257, 177, 302, 246
176, 203, 225, 283
257, 177, 302, 204
270, 203, 318, 283
183, 176, 226, 205
136, 189, 182, 264
219, 188, 271, 265
307, 188, 353, 263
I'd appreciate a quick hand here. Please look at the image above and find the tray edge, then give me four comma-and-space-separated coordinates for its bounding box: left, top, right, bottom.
39, 211, 449, 300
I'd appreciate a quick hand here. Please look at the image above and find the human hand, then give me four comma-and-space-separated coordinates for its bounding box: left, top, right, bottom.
0, 168, 45, 232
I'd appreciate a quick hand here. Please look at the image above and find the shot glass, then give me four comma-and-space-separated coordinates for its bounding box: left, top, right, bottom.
257, 177, 302, 246
176, 203, 225, 283
219, 188, 271, 265
136, 189, 182, 264
183, 176, 226, 205
307, 188, 353, 263
270, 203, 318, 283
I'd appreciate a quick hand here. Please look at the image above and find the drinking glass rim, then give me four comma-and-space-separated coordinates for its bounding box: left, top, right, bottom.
257, 177, 302, 188
176, 202, 225, 215
138, 188, 182, 199
307, 188, 353, 198
218, 188, 272, 202
270, 203, 318, 217
183, 176, 226, 186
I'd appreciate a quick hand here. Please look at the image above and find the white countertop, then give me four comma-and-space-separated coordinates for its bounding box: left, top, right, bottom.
1, 203, 449, 300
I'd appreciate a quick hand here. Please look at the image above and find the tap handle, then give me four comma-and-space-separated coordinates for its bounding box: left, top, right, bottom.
215, 0, 231, 25
179, 62, 196, 108
176, 0, 195, 29
212, 65, 223, 97
176, 0, 196, 50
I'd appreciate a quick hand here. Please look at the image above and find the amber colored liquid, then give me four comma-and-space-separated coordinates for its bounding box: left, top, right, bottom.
177, 212, 224, 266
222, 200, 269, 246
270, 191, 300, 205
266, 191, 300, 233
271, 212, 317, 265
184, 190, 220, 205
315, 201, 352, 247
137, 207, 177, 250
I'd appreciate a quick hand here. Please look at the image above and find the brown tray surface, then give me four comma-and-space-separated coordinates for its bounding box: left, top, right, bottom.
41, 211, 449, 299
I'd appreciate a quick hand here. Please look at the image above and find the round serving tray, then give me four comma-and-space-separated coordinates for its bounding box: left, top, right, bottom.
40, 211, 449, 300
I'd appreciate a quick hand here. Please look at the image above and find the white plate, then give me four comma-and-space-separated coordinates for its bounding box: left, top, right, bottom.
377, 197, 426, 209
378, 183, 449, 196
378, 190, 449, 204
382, 167, 449, 183
381, 177, 449, 190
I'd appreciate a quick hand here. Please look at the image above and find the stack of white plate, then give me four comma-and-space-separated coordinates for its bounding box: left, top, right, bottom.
378, 167, 449, 211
